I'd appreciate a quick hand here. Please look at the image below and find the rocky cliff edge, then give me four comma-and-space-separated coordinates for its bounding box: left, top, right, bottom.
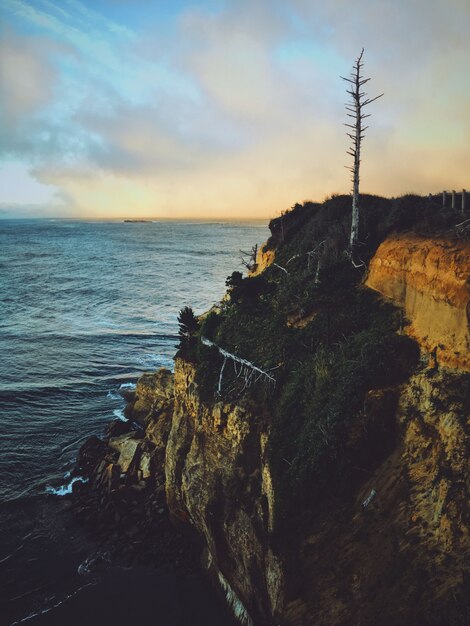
72, 210, 470, 626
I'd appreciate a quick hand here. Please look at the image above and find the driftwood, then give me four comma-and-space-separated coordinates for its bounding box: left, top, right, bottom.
201, 337, 276, 396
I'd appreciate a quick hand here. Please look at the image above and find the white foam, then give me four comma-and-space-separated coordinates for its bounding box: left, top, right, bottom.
112, 408, 128, 422
136, 354, 174, 368
119, 382, 136, 390
77, 551, 111, 577
46, 476, 88, 496
107, 390, 121, 400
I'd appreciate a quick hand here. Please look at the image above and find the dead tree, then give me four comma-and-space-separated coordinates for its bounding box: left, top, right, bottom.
455, 218, 470, 239
240, 244, 258, 272
201, 336, 276, 396
342, 49, 383, 264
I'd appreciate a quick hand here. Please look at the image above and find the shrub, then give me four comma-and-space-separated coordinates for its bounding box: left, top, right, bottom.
176, 306, 199, 360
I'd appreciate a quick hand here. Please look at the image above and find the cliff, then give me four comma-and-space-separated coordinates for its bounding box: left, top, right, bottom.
281, 366, 470, 626
249, 243, 275, 276
166, 359, 282, 624
74, 355, 470, 626
73, 194, 470, 625
366, 234, 470, 371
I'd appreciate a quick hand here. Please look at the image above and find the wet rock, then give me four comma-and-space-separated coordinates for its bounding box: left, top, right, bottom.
69, 367, 209, 585
76, 436, 109, 475
129, 369, 174, 424
119, 388, 136, 402
104, 419, 132, 438
108, 433, 140, 473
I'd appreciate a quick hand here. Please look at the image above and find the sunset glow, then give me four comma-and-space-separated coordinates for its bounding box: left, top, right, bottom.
1, 0, 469, 219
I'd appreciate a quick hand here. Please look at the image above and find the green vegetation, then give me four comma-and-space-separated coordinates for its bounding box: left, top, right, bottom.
189, 193, 461, 524
176, 306, 199, 360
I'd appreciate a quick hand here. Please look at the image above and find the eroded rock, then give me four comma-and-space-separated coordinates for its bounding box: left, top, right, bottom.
366, 234, 470, 370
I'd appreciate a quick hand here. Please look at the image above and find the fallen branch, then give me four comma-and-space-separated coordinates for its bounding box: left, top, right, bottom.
201, 337, 276, 397
273, 263, 289, 275
454, 218, 470, 239
306, 240, 327, 279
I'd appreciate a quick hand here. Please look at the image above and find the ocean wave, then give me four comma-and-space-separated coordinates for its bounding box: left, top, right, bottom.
20, 252, 58, 259
8, 582, 94, 625
0, 330, 178, 341
60, 435, 92, 456
136, 354, 175, 368
0, 374, 140, 396
112, 409, 127, 422
119, 382, 136, 390
45, 476, 87, 497
77, 551, 111, 577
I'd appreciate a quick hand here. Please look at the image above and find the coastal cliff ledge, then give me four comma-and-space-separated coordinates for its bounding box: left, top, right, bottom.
73, 194, 470, 626
366, 234, 470, 371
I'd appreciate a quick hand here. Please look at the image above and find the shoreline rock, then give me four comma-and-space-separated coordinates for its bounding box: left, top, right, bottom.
71, 369, 200, 572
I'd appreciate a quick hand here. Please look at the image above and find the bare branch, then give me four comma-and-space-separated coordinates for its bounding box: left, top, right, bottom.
201, 337, 277, 397
363, 93, 384, 106
273, 263, 289, 274
286, 253, 301, 265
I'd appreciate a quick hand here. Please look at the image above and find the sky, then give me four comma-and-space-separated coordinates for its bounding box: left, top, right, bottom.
0, 0, 469, 219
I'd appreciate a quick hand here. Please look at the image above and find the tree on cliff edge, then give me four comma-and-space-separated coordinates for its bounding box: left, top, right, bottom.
342, 49, 383, 265
177, 306, 199, 353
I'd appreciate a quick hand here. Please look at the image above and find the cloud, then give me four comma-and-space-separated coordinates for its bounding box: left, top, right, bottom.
1, 0, 470, 217
0, 30, 60, 124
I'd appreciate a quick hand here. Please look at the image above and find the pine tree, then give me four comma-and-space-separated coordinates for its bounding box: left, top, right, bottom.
177, 306, 199, 351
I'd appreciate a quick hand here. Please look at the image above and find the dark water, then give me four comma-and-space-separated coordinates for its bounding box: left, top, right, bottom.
0, 218, 267, 625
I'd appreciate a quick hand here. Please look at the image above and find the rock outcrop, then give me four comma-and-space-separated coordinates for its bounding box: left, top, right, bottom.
281, 366, 470, 626
72, 370, 199, 569
366, 234, 470, 370
166, 359, 283, 625
249, 243, 275, 277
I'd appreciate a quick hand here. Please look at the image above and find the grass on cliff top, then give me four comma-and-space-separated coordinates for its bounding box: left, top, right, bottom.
188, 193, 456, 524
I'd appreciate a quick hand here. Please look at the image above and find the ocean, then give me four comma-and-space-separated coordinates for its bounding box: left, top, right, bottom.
0, 218, 267, 625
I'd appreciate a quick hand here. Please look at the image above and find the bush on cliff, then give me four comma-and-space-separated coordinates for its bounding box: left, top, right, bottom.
176, 306, 199, 361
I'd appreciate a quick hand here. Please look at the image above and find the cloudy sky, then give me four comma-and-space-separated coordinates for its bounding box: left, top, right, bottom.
1, 0, 469, 219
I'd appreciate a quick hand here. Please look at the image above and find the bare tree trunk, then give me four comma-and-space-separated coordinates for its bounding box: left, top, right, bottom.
342, 49, 383, 263
350, 57, 362, 250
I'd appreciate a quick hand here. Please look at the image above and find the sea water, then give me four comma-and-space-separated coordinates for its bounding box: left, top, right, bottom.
0, 218, 267, 625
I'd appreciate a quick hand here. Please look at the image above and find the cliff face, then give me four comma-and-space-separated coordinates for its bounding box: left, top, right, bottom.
161, 233, 469, 625
94, 349, 469, 626
166, 359, 283, 625
249, 243, 275, 277
366, 235, 470, 370
282, 367, 470, 626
